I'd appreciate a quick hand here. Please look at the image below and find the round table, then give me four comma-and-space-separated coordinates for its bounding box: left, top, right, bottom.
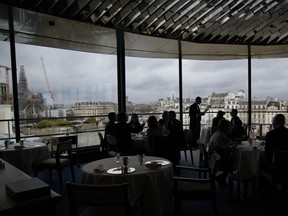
0, 141, 50, 176
234, 140, 265, 176
81, 156, 174, 216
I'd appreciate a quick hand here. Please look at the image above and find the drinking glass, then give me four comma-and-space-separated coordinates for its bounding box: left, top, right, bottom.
137, 154, 145, 165
115, 153, 120, 163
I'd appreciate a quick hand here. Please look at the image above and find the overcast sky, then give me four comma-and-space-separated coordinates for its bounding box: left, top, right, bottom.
1, 41, 288, 105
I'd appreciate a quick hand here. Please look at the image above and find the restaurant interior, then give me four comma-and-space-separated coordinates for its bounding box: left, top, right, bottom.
0, 1, 288, 216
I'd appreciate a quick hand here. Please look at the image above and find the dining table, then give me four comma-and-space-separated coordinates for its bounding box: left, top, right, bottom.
80, 155, 174, 216
200, 127, 211, 145
0, 158, 62, 216
0, 141, 50, 176
233, 140, 265, 177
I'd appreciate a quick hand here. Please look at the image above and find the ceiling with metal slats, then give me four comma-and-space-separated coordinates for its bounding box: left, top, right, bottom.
0, 0, 288, 60
1, 0, 288, 45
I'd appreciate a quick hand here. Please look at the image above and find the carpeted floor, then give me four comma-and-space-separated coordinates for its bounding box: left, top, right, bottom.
36, 149, 288, 216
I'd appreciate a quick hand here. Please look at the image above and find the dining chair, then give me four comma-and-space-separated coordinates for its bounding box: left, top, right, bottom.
66, 182, 141, 216
32, 139, 75, 189
259, 150, 288, 194
106, 134, 118, 156
179, 129, 194, 164
198, 142, 209, 178
97, 132, 107, 156
172, 152, 221, 216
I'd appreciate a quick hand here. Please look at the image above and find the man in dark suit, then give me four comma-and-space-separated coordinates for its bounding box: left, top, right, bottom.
189, 96, 208, 148
114, 112, 133, 155
230, 109, 244, 141
264, 113, 288, 165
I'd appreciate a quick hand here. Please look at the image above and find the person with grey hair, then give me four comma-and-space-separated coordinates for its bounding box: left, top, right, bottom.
208, 119, 240, 187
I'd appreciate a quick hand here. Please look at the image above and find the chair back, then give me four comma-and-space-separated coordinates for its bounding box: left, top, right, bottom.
66, 182, 131, 216
55, 139, 73, 160
199, 143, 209, 166
209, 152, 221, 179
106, 134, 118, 154
98, 132, 105, 150
98, 132, 104, 144
184, 129, 192, 146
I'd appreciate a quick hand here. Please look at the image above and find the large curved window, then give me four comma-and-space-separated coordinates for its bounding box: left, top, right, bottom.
251, 57, 288, 137
126, 56, 179, 122
182, 59, 248, 130
0, 42, 117, 147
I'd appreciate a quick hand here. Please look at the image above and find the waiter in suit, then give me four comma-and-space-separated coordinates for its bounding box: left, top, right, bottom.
189, 96, 209, 148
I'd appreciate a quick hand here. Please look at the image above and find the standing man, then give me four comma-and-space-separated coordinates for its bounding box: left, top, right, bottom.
189, 96, 209, 148
230, 109, 244, 141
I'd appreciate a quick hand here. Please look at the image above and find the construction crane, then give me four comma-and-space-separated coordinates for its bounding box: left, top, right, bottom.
0, 64, 11, 104
40, 57, 55, 107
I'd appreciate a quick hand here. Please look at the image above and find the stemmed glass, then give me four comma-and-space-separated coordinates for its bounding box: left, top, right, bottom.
115, 153, 120, 163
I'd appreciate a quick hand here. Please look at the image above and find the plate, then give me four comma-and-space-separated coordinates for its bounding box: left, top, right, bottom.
145, 160, 170, 166
107, 167, 136, 175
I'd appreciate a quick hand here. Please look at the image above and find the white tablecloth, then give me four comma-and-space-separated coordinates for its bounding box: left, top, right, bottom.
81, 156, 174, 216
200, 127, 210, 145
234, 141, 265, 176
0, 142, 50, 176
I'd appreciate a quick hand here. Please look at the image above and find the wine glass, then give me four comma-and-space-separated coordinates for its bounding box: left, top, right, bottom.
115, 153, 120, 163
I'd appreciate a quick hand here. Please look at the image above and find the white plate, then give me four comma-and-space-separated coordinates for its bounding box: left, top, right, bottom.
107, 167, 136, 175
145, 160, 170, 166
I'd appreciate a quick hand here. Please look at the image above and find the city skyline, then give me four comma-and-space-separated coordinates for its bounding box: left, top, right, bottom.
1, 41, 288, 105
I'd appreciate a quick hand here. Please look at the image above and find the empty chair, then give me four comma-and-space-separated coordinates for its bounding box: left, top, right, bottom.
66, 182, 139, 216
179, 129, 194, 164
32, 139, 75, 189
172, 152, 221, 216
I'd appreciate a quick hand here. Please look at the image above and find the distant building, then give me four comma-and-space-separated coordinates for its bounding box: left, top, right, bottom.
18, 65, 46, 118
71, 102, 117, 117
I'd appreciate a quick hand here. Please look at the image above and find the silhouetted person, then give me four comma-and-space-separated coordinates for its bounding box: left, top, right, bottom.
114, 112, 133, 155
167, 111, 185, 165
104, 112, 117, 151
128, 113, 145, 133
189, 96, 209, 148
158, 110, 169, 128
208, 119, 240, 187
230, 109, 244, 141
264, 113, 288, 165
211, 110, 226, 135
